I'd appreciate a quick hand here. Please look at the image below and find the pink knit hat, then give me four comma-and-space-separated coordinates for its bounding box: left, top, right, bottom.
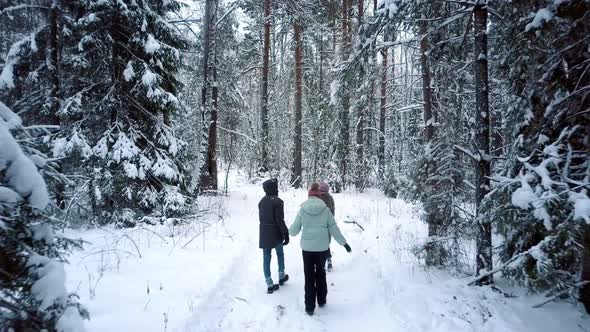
319, 182, 330, 193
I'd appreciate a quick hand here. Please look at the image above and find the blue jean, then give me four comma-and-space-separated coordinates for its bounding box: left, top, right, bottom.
263, 243, 285, 287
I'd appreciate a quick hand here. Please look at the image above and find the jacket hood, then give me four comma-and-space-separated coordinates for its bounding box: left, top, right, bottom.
263, 179, 279, 196
300, 197, 327, 216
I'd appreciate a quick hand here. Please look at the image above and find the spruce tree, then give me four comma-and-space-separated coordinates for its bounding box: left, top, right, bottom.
0, 101, 87, 331
63, 0, 190, 223
489, 0, 590, 299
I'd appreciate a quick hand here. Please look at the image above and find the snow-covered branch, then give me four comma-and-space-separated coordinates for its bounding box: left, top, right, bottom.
453, 144, 479, 161
0, 4, 49, 16
218, 126, 257, 144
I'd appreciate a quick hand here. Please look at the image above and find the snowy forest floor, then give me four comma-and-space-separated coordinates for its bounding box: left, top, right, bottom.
64, 172, 589, 332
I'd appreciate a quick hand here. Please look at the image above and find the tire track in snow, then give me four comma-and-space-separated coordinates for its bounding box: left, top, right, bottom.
180, 186, 263, 332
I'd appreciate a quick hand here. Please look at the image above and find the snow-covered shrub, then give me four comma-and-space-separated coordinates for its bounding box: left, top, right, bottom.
0, 101, 88, 330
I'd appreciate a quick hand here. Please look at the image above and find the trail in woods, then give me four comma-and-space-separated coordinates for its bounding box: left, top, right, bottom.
65, 174, 589, 332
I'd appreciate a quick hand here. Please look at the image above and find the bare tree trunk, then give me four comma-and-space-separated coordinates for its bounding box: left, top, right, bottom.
47, 0, 66, 209
336, 0, 352, 192
358, 0, 363, 21
200, 0, 218, 192
379, 45, 387, 179
47, 1, 60, 118
420, 16, 446, 266
355, 0, 365, 190
332, 19, 337, 52
319, 32, 323, 90
491, 108, 503, 160
378, 2, 388, 178
260, 0, 271, 172
581, 227, 590, 313
291, 20, 303, 188
420, 21, 434, 142
473, 2, 492, 285
366, 0, 379, 161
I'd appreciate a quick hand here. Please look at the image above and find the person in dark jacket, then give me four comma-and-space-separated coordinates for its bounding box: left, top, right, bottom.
318, 182, 335, 215
259, 178, 290, 293
318, 182, 335, 271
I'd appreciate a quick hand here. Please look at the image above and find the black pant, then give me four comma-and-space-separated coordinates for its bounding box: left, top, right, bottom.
302, 250, 329, 311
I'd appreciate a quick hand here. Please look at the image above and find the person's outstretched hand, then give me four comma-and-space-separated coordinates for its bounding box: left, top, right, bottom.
283, 234, 290, 246
344, 243, 351, 253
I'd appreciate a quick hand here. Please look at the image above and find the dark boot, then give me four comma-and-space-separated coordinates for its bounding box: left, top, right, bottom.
279, 274, 289, 286
305, 308, 314, 316
267, 284, 279, 294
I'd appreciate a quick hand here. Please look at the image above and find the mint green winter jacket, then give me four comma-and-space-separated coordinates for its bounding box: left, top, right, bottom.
289, 197, 347, 252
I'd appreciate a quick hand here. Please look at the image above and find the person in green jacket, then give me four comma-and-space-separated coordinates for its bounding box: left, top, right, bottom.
289, 183, 352, 316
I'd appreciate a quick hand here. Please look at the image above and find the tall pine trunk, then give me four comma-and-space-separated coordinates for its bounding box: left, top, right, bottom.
291, 20, 303, 188
106, 1, 124, 212
355, 0, 365, 191
379, 45, 387, 179
365, 0, 378, 169
420, 22, 434, 143
420, 17, 445, 266
337, 0, 352, 192
260, 0, 271, 172
200, 0, 218, 192
474, 2, 492, 285
47, 0, 66, 209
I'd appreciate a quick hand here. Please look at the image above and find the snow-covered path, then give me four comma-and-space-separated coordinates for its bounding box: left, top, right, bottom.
64, 175, 590, 332
182, 184, 405, 332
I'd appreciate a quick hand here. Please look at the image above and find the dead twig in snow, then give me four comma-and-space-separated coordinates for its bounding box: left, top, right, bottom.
343, 219, 365, 231
78, 248, 137, 262
136, 226, 168, 244
180, 231, 205, 249
119, 234, 143, 258
144, 298, 151, 311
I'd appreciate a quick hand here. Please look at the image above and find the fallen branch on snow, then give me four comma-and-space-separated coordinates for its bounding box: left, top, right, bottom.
343, 219, 365, 231
532, 281, 589, 308
411, 236, 456, 256
468, 255, 519, 286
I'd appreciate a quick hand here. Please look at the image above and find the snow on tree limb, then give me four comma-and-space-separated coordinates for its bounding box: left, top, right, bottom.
453, 144, 479, 161
0, 101, 48, 209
